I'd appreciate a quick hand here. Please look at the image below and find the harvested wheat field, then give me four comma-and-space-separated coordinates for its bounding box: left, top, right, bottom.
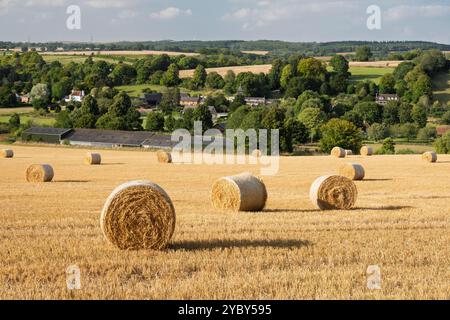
1, 145, 450, 300
180, 64, 273, 78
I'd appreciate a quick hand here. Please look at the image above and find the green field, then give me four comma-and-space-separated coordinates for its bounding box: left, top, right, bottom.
349, 66, 394, 84
0, 108, 56, 126
0, 107, 34, 115
432, 71, 450, 104
41, 55, 135, 65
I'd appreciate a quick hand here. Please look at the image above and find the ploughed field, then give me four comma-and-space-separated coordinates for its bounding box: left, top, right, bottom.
1, 145, 450, 299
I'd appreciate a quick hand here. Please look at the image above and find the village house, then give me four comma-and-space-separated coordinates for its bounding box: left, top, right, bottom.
375, 93, 399, 106
180, 95, 201, 108
65, 90, 86, 103
16, 93, 31, 104
245, 97, 267, 107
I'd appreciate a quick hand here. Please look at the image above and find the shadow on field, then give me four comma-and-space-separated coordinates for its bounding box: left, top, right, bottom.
54, 180, 91, 183
363, 178, 393, 182
355, 205, 413, 211
437, 161, 450, 163
100, 163, 125, 166
171, 239, 311, 251
264, 208, 321, 213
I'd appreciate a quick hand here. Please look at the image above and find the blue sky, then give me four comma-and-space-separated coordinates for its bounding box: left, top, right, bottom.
0, 0, 449, 43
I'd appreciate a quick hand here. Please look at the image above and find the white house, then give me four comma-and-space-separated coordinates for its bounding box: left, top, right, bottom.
65, 90, 85, 103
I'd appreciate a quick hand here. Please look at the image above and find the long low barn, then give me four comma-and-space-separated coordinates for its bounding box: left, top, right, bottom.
22, 127, 176, 149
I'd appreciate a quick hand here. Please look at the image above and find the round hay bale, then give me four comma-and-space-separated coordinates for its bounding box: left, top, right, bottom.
85, 152, 101, 165
345, 149, 353, 156
251, 149, 262, 158
422, 151, 437, 163
360, 146, 373, 156
157, 150, 172, 163
310, 175, 357, 210
339, 163, 365, 181
1, 149, 14, 158
331, 147, 346, 158
211, 172, 267, 212
26, 164, 54, 183
100, 180, 176, 250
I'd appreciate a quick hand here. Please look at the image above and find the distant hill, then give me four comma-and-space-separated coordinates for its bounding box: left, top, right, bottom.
1, 40, 449, 57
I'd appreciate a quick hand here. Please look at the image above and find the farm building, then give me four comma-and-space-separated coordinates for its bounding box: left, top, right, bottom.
140, 93, 162, 107
66, 129, 176, 148
22, 127, 73, 144
375, 93, 399, 105
22, 127, 177, 149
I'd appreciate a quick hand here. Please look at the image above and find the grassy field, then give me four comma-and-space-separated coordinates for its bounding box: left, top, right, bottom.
42, 55, 123, 65
1, 145, 450, 299
432, 71, 450, 104
349, 66, 394, 84
0, 107, 34, 115
0, 114, 55, 126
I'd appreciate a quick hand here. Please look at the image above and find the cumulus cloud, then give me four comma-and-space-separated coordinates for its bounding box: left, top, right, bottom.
222, 0, 357, 29
149, 7, 192, 20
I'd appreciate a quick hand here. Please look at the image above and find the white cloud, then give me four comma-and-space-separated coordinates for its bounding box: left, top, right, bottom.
222, 0, 358, 29
149, 7, 192, 20
85, 0, 132, 9
384, 5, 450, 21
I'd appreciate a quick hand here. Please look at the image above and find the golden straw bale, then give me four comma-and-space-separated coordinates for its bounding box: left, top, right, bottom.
100, 181, 176, 250
310, 175, 357, 210
211, 172, 267, 212
26, 164, 54, 183
85, 152, 102, 165
1, 149, 14, 158
157, 150, 172, 163
422, 151, 437, 163
331, 147, 346, 158
360, 146, 373, 156
339, 163, 365, 181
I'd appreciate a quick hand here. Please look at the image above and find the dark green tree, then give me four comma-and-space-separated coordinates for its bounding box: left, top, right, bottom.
145, 112, 165, 131
319, 119, 363, 153
193, 105, 213, 131
191, 65, 207, 90
355, 46, 373, 62
411, 104, 427, 128
161, 64, 180, 87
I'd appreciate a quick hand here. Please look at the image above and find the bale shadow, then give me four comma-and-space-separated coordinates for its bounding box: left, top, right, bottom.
171, 239, 311, 251
354, 205, 413, 211
54, 180, 91, 183
264, 208, 321, 213
437, 161, 450, 163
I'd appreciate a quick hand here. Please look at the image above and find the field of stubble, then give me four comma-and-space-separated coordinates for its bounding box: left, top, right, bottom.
1, 145, 450, 300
